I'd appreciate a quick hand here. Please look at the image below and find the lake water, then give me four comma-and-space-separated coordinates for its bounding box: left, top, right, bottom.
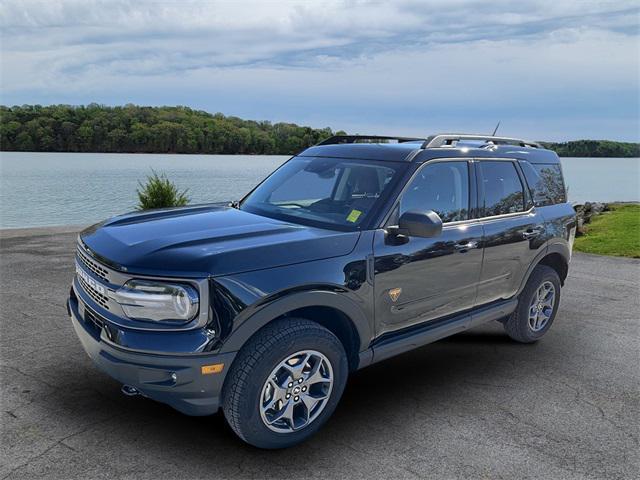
0, 152, 638, 229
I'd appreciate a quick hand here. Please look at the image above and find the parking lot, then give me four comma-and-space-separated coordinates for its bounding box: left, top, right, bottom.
1, 228, 638, 479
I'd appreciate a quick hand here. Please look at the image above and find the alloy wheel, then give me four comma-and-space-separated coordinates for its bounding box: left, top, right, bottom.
259, 350, 334, 433
528, 280, 556, 332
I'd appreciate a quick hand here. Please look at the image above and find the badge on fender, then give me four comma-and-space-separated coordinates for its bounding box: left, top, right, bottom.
389, 287, 402, 302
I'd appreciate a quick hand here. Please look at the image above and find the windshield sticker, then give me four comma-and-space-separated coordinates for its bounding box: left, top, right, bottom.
346, 209, 362, 223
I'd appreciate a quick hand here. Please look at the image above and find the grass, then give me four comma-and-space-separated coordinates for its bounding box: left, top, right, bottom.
574, 203, 640, 258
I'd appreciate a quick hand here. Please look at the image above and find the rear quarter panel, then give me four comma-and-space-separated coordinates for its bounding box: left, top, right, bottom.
538, 202, 577, 259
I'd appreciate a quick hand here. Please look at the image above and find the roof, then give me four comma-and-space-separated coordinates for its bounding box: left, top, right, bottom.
415, 145, 561, 164
298, 135, 560, 165
298, 142, 423, 162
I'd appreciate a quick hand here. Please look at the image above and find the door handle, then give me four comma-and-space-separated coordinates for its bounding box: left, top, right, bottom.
522, 227, 543, 239
454, 241, 478, 252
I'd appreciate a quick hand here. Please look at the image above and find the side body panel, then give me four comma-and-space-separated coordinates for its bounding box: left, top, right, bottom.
213, 231, 376, 355
372, 224, 484, 337
514, 202, 577, 295
475, 210, 547, 305
537, 203, 577, 261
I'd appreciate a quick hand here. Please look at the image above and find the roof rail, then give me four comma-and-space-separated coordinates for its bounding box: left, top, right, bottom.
425, 134, 541, 149
318, 135, 426, 146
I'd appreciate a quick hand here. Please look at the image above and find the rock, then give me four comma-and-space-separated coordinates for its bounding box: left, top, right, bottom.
573, 202, 609, 235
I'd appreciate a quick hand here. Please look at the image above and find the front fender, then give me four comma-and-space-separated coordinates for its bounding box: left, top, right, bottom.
216, 289, 372, 354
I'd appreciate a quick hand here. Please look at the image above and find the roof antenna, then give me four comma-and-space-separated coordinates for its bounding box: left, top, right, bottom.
492, 121, 501, 136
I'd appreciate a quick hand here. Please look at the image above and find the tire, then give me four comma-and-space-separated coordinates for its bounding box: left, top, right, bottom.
221, 317, 348, 449
504, 265, 561, 343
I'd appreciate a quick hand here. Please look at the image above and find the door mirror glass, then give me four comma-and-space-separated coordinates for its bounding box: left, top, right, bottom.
399, 210, 443, 238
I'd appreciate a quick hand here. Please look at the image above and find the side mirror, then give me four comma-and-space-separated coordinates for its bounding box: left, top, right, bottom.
397, 210, 443, 238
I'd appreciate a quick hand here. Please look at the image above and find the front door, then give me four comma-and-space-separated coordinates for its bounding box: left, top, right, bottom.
373, 160, 484, 337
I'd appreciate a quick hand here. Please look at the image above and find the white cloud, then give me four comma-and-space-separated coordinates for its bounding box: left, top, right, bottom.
1, 0, 638, 140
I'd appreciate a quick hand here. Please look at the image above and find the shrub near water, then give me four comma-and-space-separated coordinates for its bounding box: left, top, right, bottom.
136, 170, 190, 210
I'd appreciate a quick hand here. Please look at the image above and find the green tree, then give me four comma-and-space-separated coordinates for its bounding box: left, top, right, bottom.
2, 104, 637, 157
136, 170, 190, 210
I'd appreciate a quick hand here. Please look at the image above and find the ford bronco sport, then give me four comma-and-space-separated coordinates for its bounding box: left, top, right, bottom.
68, 134, 576, 449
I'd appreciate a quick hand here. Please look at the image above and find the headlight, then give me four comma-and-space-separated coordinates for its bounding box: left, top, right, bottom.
114, 280, 199, 323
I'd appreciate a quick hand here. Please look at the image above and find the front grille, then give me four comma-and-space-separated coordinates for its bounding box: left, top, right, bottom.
84, 304, 105, 330
76, 247, 109, 282
78, 275, 110, 310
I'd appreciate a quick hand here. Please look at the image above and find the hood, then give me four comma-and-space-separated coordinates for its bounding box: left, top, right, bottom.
80, 205, 360, 278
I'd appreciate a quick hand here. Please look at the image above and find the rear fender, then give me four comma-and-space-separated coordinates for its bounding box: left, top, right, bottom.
516, 242, 570, 296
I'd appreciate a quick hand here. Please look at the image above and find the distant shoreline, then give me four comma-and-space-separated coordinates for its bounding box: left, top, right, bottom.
1, 150, 638, 159
2, 105, 639, 158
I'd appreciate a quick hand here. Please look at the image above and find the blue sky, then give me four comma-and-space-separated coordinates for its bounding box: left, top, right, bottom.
1, 0, 639, 141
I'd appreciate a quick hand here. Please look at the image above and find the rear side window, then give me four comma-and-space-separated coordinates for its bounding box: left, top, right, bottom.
478, 161, 525, 216
520, 162, 567, 206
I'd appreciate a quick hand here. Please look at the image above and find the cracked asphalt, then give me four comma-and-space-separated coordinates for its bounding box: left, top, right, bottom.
1, 228, 639, 479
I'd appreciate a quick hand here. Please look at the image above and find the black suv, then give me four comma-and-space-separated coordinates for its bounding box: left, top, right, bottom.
68, 134, 576, 449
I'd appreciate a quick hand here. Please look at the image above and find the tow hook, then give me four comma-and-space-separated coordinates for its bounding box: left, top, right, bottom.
121, 385, 140, 396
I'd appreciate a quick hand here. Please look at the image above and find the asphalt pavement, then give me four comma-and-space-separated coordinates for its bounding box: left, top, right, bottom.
1, 228, 638, 479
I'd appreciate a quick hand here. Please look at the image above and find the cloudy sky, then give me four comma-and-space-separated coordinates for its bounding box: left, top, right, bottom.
1, 0, 638, 141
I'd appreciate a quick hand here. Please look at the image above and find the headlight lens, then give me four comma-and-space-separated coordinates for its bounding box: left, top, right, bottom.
114, 280, 199, 323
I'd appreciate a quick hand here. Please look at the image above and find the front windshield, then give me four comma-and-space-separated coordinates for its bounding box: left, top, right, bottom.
240, 157, 403, 230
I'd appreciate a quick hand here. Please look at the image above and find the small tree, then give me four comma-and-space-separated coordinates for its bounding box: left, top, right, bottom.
136, 170, 189, 210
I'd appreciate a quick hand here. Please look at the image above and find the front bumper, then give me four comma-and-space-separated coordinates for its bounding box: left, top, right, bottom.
68, 294, 236, 416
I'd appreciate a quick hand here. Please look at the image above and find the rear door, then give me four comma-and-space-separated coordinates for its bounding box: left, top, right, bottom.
474, 159, 546, 306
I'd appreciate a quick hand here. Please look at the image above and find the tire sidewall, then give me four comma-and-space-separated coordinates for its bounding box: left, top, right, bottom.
518, 266, 561, 341
227, 323, 348, 449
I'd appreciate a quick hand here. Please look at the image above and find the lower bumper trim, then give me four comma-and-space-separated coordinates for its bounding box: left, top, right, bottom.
68, 296, 236, 416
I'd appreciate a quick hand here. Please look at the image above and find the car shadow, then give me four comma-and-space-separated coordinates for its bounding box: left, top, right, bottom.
50, 326, 535, 466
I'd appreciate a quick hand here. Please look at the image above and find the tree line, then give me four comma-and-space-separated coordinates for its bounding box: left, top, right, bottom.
0, 104, 344, 155
541, 140, 639, 158
1, 104, 638, 157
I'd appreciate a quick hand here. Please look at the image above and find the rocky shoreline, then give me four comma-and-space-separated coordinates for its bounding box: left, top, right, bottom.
574, 202, 608, 235
573, 201, 638, 235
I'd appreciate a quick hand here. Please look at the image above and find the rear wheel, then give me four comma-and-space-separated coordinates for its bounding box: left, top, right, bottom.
504, 265, 561, 343
222, 317, 348, 449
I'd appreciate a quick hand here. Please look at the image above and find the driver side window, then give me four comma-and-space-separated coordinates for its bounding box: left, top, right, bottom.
399, 161, 470, 223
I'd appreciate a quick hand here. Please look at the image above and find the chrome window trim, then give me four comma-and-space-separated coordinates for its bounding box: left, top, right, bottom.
75, 238, 210, 332
440, 207, 535, 230
380, 156, 539, 230
475, 206, 536, 223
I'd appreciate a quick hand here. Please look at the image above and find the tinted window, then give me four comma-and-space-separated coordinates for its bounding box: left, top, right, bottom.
520, 162, 567, 206
269, 169, 336, 202
479, 161, 525, 216
241, 157, 401, 230
400, 162, 469, 223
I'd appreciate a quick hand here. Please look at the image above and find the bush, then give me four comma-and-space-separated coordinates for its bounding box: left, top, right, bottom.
136, 170, 189, 210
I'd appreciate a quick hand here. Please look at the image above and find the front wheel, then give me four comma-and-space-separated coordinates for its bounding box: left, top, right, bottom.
504, 265, 561, 343
222, 318, 348, 449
